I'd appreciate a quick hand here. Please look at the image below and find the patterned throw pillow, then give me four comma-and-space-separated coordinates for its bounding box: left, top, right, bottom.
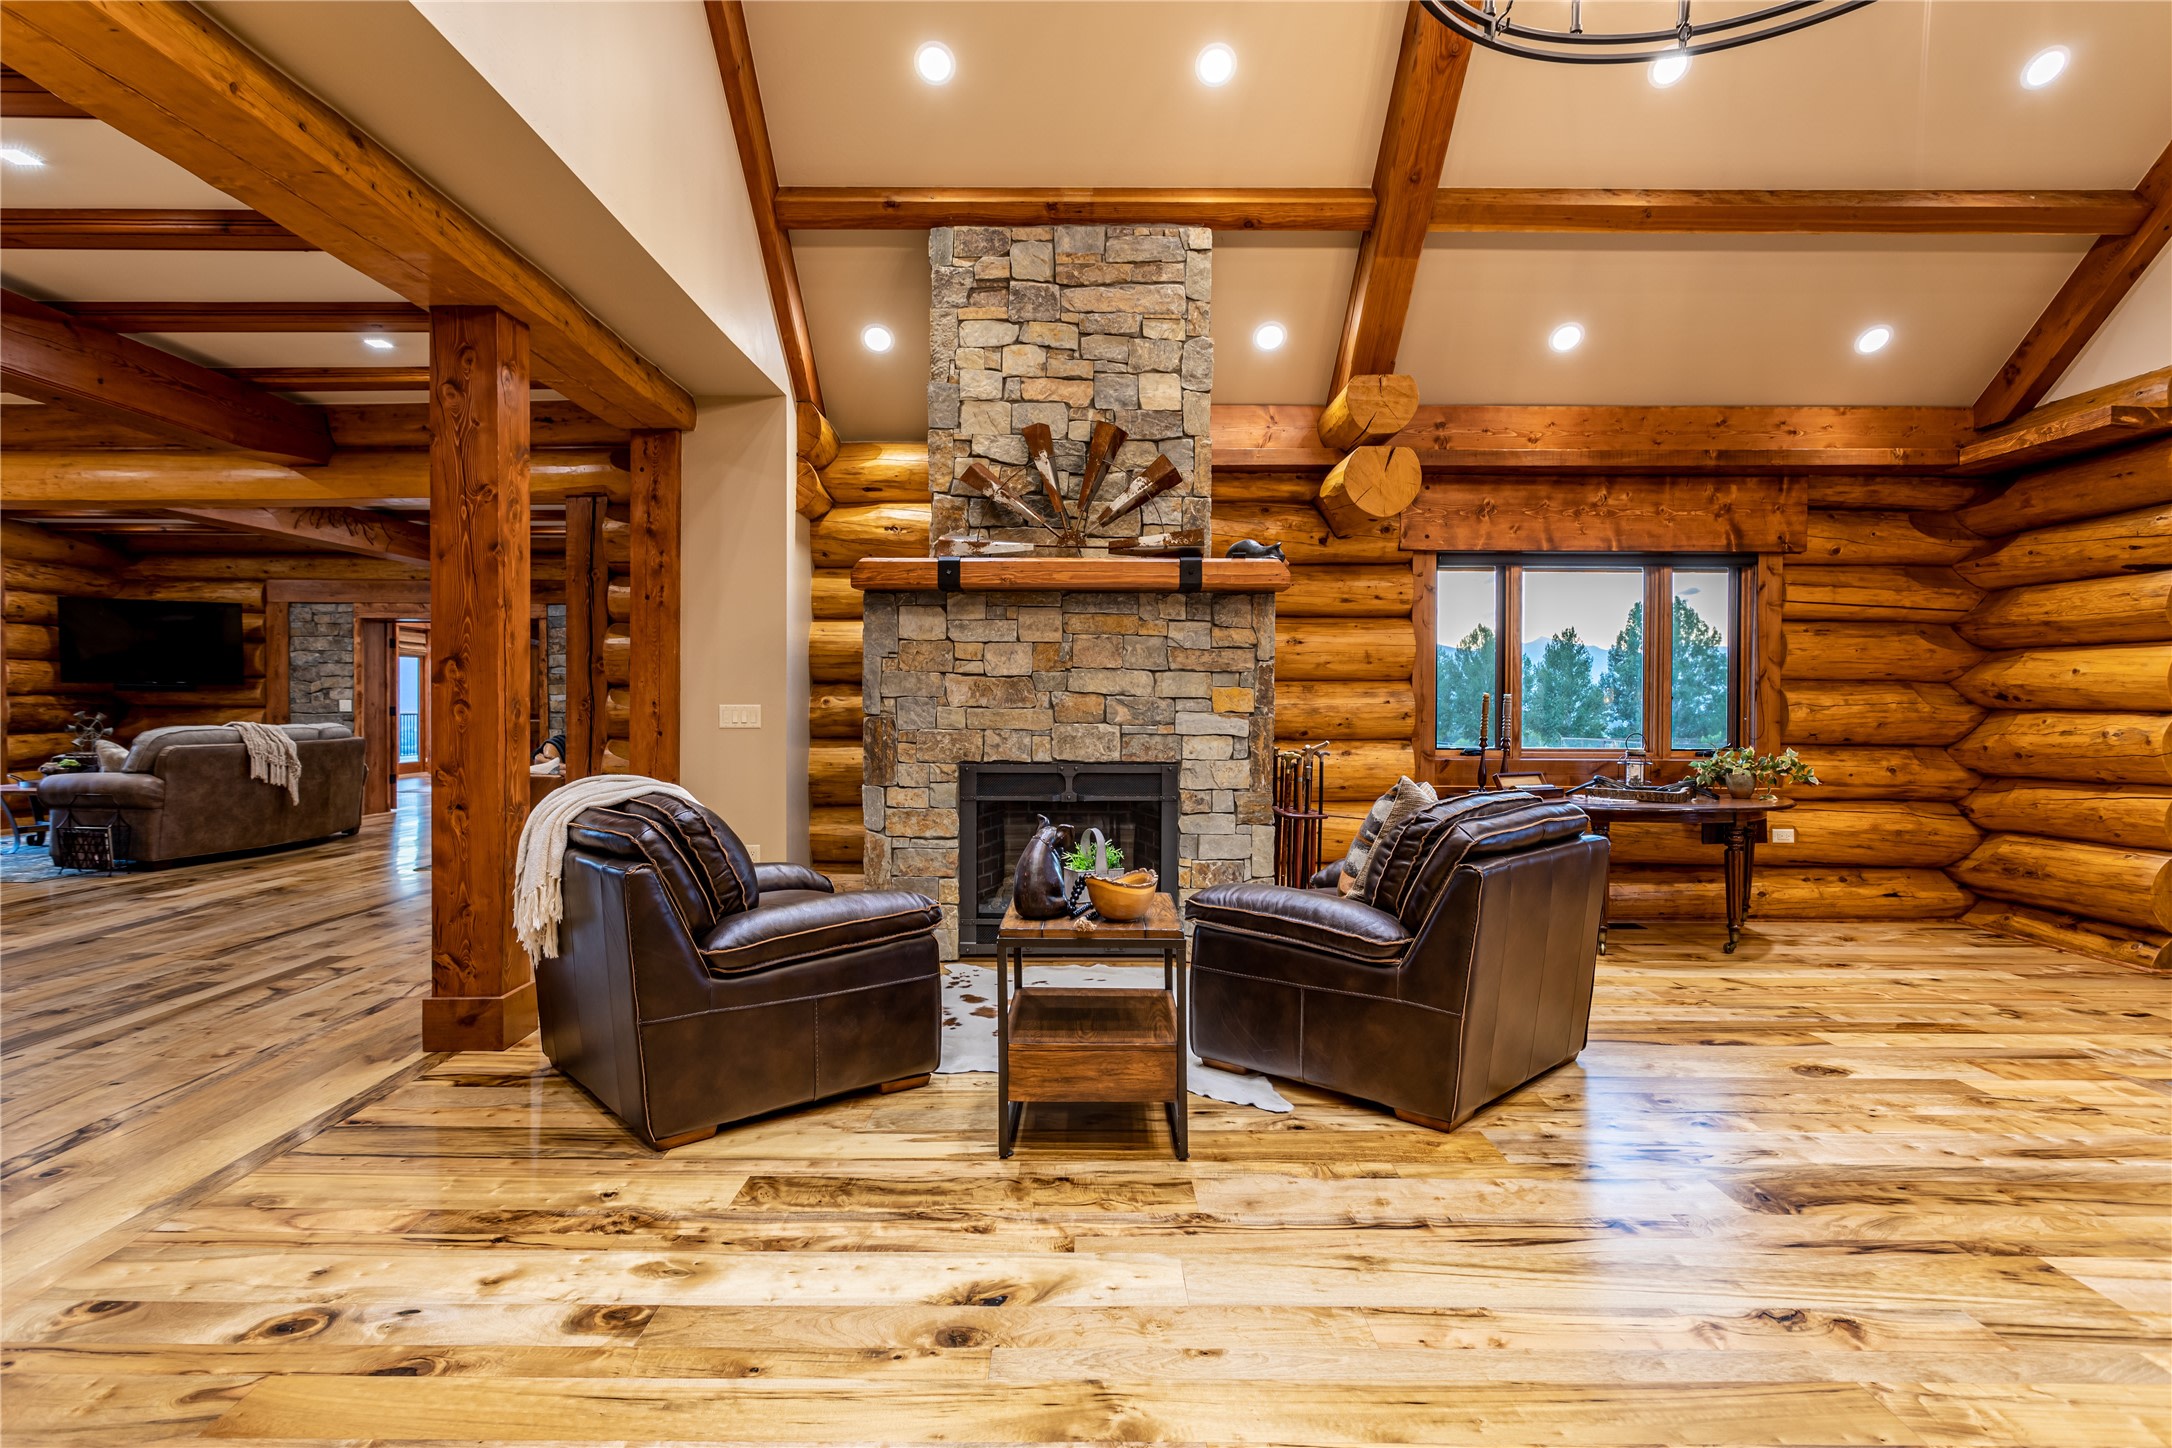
1337, 776, 1436, 895
95, 740, 128, 772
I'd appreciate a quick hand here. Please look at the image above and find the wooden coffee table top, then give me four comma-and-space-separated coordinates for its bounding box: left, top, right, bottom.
998, 893, 1181, 941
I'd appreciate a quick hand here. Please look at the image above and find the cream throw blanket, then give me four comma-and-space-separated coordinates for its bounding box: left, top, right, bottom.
514, 773, 703, 965
227, 720, 301, 804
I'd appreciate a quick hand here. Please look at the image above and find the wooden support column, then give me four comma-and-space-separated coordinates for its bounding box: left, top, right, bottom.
424, 307, 535, 1052
628, 431, 681, 781
563, 493, 607, 779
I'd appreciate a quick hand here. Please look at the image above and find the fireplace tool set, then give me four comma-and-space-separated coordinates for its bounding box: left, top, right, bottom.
940, 420, 1203, 557
1272, 743, 1330, 887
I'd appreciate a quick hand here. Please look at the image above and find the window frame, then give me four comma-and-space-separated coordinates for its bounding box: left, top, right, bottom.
1417, 551, 1751, 787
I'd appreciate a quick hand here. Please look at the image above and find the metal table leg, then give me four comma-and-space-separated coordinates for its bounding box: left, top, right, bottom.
996, 943, 1013, 1157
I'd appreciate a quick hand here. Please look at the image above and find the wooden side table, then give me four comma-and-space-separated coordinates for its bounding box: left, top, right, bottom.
1573, 794, 1796, 954
994, 894, 1188, 1160
0, 782, 47, 848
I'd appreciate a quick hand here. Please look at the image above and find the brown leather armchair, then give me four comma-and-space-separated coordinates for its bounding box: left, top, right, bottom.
538, 793, 943, 1149
1186, 793, 1608, 1131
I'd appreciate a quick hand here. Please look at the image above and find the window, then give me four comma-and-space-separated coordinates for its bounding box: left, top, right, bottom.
1433, 556, 1745, 761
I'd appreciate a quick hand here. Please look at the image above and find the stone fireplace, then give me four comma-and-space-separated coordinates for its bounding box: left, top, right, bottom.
856, 222, 1279, 956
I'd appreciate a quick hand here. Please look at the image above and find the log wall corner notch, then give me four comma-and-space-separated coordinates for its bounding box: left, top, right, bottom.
1314, 373, 1421, 538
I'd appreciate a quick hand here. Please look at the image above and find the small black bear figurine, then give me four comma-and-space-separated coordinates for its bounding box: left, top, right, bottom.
1012, 815, 1073, 919
1224, 538, 1287, 562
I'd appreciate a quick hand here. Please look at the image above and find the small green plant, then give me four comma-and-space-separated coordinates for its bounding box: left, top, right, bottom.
1690, 746, 1820, 792
1060, 839, 1122, 874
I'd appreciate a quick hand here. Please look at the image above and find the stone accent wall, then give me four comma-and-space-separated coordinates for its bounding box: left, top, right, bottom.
927, 224, 1212, 552
545, 603, 567, 736
288, 603, 354, 725
862, 588, 1275, 956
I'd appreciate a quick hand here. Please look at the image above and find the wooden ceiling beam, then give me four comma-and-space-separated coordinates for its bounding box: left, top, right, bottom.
0, 449, 629, 508
216, 367, 429, 392
163, 505, 431, 563
54, 302, 427, 333
1956, 367, 2172, 474
1, 400, 628, 451
706, 0, 821, 414
1, 208, 313, 249
0, 1, 693, 431
1975, 141, 2172, 429
1, 288, 332, 464
772, 187, 2145, 235
1330, 3, 1473, 398
0, 64, 84, 117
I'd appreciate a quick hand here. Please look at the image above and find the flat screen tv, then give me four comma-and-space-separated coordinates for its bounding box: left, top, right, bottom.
58, 597, 245, 689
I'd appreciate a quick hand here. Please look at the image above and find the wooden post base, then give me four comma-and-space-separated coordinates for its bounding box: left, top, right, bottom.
1200, 1057, 1253, 1076
1394, 1107, 1457, 1133
420, 981, 537, 1052
878, 1074, 932, 1094
652, 1126, 718, 1150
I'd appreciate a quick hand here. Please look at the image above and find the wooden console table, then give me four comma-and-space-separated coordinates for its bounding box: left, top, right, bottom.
1573, 795, 1796, 954
994, 895, 1189, 1160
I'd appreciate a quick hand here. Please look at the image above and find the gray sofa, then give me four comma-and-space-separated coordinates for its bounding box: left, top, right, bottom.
39, 724, 366, 864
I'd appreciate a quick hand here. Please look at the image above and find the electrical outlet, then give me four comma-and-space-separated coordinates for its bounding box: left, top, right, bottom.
718, 704, 762, 729
747, 843, 762, 862
1771, 827, 1796, 843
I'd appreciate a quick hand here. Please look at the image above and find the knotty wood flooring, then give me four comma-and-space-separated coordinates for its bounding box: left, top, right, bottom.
3, 787, 2167, 1445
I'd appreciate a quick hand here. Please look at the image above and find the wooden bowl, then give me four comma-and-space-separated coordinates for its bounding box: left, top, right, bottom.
1084, 870, 1159, 921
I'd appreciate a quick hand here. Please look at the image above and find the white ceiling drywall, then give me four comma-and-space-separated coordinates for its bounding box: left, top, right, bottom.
2047, 245, 2172, 403
790, 232, 932, 441
0, 251, 405, 305
0, 118, 237, 207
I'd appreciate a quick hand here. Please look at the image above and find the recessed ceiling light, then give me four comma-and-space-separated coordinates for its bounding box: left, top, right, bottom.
1549, 323, 1584, 353
1854, 324, 1893, 355
862, 324, 894, 353
2021, 45, 2069, 89
361, 335, 395, 352
1252, 321, 1286, 351
0, 147, 45, 167
1649, 51, 1690, 87
1196, 42, 1237, 87
914, 42, 954, 85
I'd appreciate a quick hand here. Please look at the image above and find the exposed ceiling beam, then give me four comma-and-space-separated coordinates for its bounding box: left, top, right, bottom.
1, 208, 314, 249
164, 505, 431, 563
1974, 141, 2172, 429
1212, 402, 1973, 472
1957, 367, 2172, 474
705, 0, 821, 414
0, 64, 84, 117
772, 187, 2146, 235
0, 1, 692, 431
2, 288, 332, 464
1, 449, 630, 508
1, 400, 627, 451
51, 302, 427, 333
1330, 3, 1472, 398
217, 367, 429, 392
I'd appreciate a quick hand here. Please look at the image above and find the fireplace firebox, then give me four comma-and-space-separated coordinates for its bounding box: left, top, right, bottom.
956, 762, 1179, 956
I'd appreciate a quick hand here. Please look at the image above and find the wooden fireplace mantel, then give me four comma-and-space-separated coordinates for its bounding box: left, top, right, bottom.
849, 556, 1292, 593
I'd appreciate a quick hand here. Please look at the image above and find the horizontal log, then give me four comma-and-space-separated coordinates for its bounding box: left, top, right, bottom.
118, 704, 267, 736
1317, 446, 1420, 537
811, 571, 861, 621
1956, 436, 2171, 535
810, 686, 863, 739
1270, 738, 1417, 802
1211, 501, 1402, 565
1782, 566, 1980, 622
605, 581, 630, 621
1760, 801, 1981, 868
1602, 866, 1723, 920
605, 688, 628, 733
118, 681, 265, 709
1949, 711, 2172, 784
1, 516, 126, 571
2, 557, 107, 595
822, 442, 928, 504
809, 620, 862, 684
808, 742, 863, 807
4, 622, 56, 661
1958, 570, 2172, 649
0, 400, 627, 450
1784, 681, 1983, 746
1951, 833, 2172, 932
1782, 622, 1981, 682
7, 731, 75, 769
1751, 867, 1973, 919
1318, 374, 1419, 452
1317, 810, 1364, 864
1274, 682, 1415, 742
810, 503, 931, 570
120, 554, 425, 584
1276, 618, 1415, 682
1797, 509, 1980, 566
1807, 477, 1985, 512
3, 693, 89, 731
601, 738, 630, 775
795, 458, 831, 522
1962, 779, 2172, 851
5, 659, 107, 695
1961, 370, 2172, 471
1603, 822, 1715, 867
1401, 477, 1808, 554
1954, 644, 2172, 711
795, 403, 839, 469
0, 448, 628, 507
1954, 501, 2172, 590
3, 590, 57, 625
601, 627, 629, 686
1961, 900, 2171, 972
808, 805, 865, 866
1277, 565, 1414, 618
1213, 473, 1322, 506
1783, 747, 1980, 801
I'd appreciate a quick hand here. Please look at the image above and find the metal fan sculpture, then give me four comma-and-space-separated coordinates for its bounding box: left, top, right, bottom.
938, 419, 1202, 558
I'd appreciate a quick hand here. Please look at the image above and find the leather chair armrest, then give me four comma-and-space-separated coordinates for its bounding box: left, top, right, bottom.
1307, 861, 1346, 891
754, 862, 835, 895
1186, 882, 1411, 964
39, 772, 165, 809
700, 889, 939, 976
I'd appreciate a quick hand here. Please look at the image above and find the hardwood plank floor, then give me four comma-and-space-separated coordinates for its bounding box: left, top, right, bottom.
4, 792, 2168, 1446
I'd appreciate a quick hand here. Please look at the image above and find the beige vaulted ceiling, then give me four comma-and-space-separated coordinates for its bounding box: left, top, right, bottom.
751, 0, 2172, 440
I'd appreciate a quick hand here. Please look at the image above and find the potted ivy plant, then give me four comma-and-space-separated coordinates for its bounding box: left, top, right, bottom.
1690, 747, 1819, 800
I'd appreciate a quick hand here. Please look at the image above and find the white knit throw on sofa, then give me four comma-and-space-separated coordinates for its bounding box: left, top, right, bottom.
227, 720, 302, 804
513, 773, 702, 965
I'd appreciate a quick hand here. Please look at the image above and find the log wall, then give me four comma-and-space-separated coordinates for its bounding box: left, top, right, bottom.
1947, 434, 2172, 969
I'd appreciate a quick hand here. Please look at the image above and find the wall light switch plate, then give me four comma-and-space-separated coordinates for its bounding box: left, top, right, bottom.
747, 843, 762, 862
1771, 827, 1796, 843
718, 705, 762, 729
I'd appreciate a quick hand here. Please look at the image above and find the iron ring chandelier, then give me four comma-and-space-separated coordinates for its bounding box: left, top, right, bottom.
1419, 0, 1878, 64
